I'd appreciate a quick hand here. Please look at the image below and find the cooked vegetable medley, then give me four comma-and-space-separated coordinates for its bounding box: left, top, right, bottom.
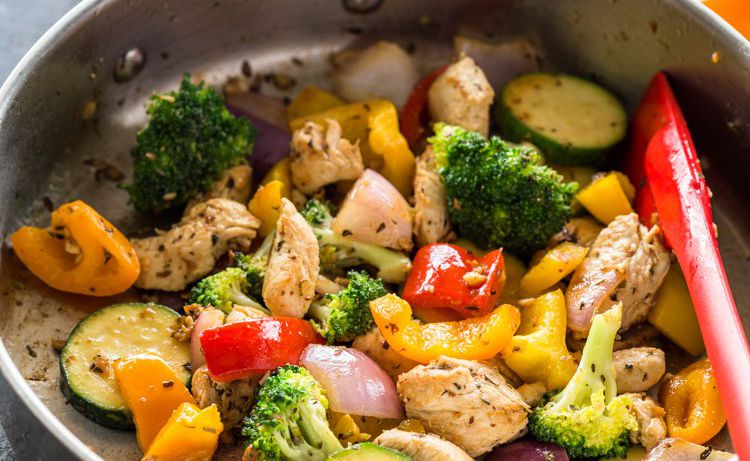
11, 36, 734, 461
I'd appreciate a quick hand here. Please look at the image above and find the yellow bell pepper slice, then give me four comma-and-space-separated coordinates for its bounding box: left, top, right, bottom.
248, 180, 285, 237
289, 100, 415, 196
329, 412, 372, 445
370, 293, 520, 364
498, 252, 527, 305
659, 358, 726, 445
500, 290, 577, 390
114, 355, 196, 452
10, 200, 140, 296
286, 86, 344, 122
260, 157, 292, 198
648, 264, 705, 356
520, 242, 588, 297
576, 171, 635, 224
142, 403, 223, 461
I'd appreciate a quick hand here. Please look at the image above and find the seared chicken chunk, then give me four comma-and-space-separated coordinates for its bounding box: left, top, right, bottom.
192, 365, 258, 442
626, 393, 667, 450
290, 119, 364, 194
332, 169, 414, 251
613, 347, 666, 393
516, 382, 547, 407
375, 429, 473, 461
225, 304, 268, 324
413, 147, 453, 246
428, 56, 494, 136
566, 213, 670, 337
352, 327, 419, 381
645, 438, 735, 461
133, 198, 260, 291
185, 163, 253, 212
262, 198, 319, 318
397, 356, 529, 457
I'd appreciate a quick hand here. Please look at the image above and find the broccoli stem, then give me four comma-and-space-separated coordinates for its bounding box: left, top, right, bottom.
551, 303, 622, 410
314, 227, 411, 283
229, 290, 269, 314
252, 230, 275, 262
298, 401, 343, 457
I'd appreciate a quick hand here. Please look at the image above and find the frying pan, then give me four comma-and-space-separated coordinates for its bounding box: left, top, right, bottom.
1, 0, 749, 459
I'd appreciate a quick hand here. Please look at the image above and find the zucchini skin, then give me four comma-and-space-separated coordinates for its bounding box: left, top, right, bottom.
59, 358, 134, 430
58, 302, 188, 430
496, 73, 626, 167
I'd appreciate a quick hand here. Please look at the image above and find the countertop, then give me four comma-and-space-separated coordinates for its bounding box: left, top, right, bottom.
0, 3, 80, 459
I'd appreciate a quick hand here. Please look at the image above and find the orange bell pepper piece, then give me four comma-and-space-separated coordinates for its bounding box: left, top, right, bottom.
659, 357, 726, 445
703, 0, 750, 40
10, 200, 140, 296
114, 355, 196, 452
370, 293, 520, 364
248, 180, 285, 237
142, 402, 223, 461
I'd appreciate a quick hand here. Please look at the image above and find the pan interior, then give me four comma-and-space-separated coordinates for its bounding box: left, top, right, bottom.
0, 0, 748, 458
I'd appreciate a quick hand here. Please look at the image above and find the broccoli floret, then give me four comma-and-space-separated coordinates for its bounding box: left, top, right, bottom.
189, 267, 267, 314
125, 74, 255, 213
301, 200, 411, 283
308, 271, 387, 344
235, 231, 275, 301
242, 365, 342, 461
528, 304, 638, 459
430, 124, 578, 256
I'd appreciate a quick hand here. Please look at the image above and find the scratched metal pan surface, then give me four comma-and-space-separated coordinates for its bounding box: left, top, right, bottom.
0, 0, 749, 459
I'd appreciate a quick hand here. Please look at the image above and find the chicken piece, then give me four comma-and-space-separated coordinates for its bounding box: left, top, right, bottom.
262, 198, 319, 318
516, 382, 547, 407
133, 198, 260, 291
192, 365, 258, 443
413, 147, 454, 246
613, 347, 666, 393
290, 119, 364, 194
625, 393, 667, 451
352, 327, 419, 381
332, 169, 414, 251
375, 429, 473, 461
224, 305, 268, 324
568, 322, 663, 352
644, 438, 735, 461
566, 213, 670, 337
185, 164, 253, 212
428, 56, 494, 136
397, 356, 530, 457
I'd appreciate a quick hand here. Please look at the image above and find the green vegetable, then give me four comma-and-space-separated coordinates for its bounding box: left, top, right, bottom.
327, 443, 411, 460
242, 365, 342, 461
190, 231, 275, 313
308, 271, 388, 344
302, 200, 411, 283
496, 73, 627, 166
124, 74, 255, 212
528, 304, 638, 459
430, 124, 578, 257
190, 267, 266, 314
60, 303, 190, 429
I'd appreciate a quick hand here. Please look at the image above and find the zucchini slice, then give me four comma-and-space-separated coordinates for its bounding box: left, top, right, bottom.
497, 73, 627, 166
60, 303, 190, 429
328, 443, 411, 460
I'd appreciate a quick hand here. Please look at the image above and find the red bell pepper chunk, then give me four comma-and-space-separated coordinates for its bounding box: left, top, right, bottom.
200, 317, 324, 382
402, 243, 506, 318
400, 66, 447, 147
638, 74, 750, 460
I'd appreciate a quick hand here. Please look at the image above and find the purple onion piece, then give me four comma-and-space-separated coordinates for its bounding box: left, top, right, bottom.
487, 440, 569, 461
227, 104, 292, 184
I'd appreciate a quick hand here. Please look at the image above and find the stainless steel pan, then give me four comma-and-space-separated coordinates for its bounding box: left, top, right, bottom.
1, 0, 749, 459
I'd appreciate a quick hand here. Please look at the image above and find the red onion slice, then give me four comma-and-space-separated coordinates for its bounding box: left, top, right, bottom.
300, 344, 404, 419
190, 308, 226, 373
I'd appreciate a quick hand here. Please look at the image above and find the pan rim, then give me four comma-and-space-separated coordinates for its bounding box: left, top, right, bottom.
0, 0, 747, 460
